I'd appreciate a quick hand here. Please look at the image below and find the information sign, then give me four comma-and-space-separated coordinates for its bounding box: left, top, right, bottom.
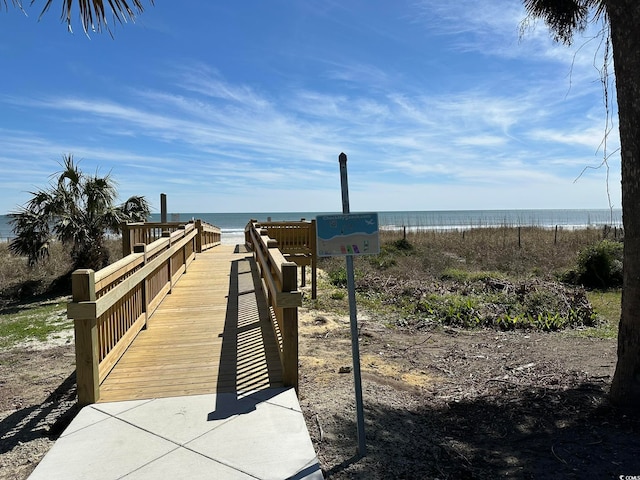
316, 213, 380, 257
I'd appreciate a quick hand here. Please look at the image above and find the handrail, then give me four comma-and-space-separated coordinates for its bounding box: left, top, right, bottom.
122, 219, 221, 255
245, 219, 317, 299
245, 221, 302, 392
68, 223, 204, 406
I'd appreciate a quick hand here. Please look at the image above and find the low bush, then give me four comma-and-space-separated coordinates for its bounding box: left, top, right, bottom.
564, 240, 623, 289
319, 227, 607, 332
407, 280, 596, 331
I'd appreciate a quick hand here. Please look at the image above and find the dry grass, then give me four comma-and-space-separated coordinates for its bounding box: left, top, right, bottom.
0, 238, 123, 305
317, 227, 619, 333
372, 226, 610, 280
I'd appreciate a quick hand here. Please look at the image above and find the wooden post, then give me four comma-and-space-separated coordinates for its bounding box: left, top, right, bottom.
160, 193, 167, 224
554, 225, 558, 245
310, 219, 318, 300
518, 226, 522, 248
121, 222, 131, 256
281, 262, 299, 393
71, 269, 99, 406
195, 219, 203, 253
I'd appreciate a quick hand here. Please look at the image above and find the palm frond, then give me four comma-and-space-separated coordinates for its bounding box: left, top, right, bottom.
2, 0, 23, 10
522, 0, 605, 45
84, 175, 117, 215
34, 0, 153, 34
120, 195, 151, 221
8, 207, 52, 265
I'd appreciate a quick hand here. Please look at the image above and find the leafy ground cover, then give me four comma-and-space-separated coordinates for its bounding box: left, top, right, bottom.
319, 227, 620, 334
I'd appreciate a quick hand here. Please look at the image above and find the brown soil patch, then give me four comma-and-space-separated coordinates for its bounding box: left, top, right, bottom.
0, 345, 76, 480
2, 308, 640, 479
298, 309, 640, 479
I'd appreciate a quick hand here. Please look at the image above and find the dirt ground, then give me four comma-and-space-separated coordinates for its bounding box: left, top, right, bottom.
1, 307, 639, 480
298, 312, 640, 479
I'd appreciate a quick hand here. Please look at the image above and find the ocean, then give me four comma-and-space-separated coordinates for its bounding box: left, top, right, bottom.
0, 209, 623, 245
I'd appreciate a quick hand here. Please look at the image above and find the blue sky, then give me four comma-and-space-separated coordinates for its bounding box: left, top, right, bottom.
0, 1, 618, 214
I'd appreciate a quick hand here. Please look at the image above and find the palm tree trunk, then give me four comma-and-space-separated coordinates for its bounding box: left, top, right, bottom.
608, 0, 640, 408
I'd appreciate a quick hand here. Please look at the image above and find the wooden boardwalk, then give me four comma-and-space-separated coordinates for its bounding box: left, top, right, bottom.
98, 245, 284, 402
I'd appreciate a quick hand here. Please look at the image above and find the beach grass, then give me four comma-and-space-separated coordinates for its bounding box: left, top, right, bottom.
0, 227, 622, 345
317, 226, 621, 335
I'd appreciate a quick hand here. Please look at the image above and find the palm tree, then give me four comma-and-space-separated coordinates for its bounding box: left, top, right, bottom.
9, 154, 150, 270
522, 0, 640, 409
3, 0, 153, 34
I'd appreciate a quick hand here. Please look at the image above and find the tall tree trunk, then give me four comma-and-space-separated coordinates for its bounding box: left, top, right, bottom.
608, 0, 640, 409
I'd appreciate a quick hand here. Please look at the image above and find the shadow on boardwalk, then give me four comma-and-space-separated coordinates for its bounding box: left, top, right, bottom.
211, 253, 283, 418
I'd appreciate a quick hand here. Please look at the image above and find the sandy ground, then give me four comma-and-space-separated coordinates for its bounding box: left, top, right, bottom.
1, 306, 640, 479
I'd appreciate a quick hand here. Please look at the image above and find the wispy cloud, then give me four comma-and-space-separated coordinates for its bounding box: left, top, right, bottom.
0, 2, 621, 212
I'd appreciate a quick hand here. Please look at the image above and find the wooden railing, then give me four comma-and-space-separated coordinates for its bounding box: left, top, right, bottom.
246, 220, 317, 299
245, 221, 303, 392
67, 223, 211, 406
122, 219, 220, 256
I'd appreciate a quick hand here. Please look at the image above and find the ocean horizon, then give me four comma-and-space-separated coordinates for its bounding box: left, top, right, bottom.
0, 209, 623, 244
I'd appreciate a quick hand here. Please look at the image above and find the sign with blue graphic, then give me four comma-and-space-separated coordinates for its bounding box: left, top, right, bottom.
316, 213, 380, 257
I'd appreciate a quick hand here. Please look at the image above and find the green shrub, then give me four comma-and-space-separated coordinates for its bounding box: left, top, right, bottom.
330, 290, 346, 300
407, 282, 596, 332
416, 294, 484, 328
328, 267, 348, 287
441, 268, 504, 283
392, 238, 413, 251
368, 252, 397, 270
571, 240, 623, 289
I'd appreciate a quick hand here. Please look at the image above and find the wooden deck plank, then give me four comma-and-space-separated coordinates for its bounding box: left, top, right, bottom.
98, 244, 284, 402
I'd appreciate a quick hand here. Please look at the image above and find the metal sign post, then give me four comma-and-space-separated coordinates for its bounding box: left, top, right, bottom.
338, 152, 367, 457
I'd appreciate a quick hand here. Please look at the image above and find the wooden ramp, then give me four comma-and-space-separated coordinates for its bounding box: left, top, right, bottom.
98, 245, 283, 402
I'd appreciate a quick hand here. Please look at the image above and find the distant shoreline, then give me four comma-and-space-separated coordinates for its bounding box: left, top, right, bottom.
0, 208, 623, 242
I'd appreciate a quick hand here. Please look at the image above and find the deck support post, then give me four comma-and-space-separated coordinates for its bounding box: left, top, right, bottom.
71, 269, 99, 406
281, 262, 299, 393
310, 220, 318, 300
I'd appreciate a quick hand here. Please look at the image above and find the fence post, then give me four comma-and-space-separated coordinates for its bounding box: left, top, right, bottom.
72, 269, 99, 406
281, 262, 299, 393
518, 226, 522, 248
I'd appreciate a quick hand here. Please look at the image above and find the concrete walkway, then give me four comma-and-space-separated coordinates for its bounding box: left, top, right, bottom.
28, 387, 322, 479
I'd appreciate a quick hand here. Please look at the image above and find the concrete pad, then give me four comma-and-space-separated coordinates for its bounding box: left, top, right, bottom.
187, 393, 319, 480
250, 386, 303, 412
92, 398, 154, 417
58, 406, 111, 437
29, 413, 177, 480
28, 388, 323, 480
117, 394, 234, 445
121, 447, 255, 480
